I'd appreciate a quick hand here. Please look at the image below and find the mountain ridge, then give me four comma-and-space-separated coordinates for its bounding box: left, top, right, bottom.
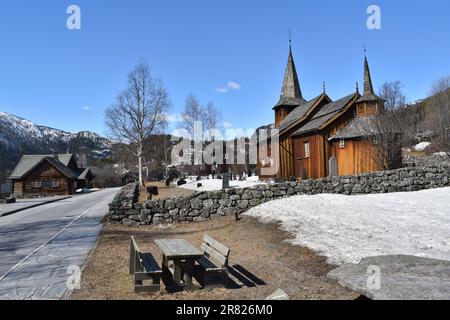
0, 111, 112, 177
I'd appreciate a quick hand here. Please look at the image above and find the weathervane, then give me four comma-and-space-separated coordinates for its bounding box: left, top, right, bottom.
289, 29, 292, 47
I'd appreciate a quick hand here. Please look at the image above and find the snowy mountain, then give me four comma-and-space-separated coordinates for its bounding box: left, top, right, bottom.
0, 112, 111, 175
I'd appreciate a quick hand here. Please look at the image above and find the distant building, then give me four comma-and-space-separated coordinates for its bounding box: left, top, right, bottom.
9, 153, 94, 197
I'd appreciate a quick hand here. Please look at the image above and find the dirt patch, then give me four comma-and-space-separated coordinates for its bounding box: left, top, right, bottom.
138, 182, 194, 203
70, 216, 358, 300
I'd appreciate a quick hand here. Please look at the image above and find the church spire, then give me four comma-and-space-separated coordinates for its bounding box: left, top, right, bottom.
363, 54, 375, 97
274, 42, 306, 110
281, 45, 303, 99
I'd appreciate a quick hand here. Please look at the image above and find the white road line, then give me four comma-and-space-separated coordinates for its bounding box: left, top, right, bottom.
0, 197, 109, 282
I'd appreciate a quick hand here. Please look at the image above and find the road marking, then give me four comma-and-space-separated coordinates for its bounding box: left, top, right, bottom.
0, 197, 110, 282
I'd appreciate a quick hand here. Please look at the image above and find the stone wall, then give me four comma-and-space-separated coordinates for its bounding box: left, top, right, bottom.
108, 163, 450, 226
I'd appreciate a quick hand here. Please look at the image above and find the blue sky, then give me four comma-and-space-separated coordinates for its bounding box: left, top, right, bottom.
0, 0, 449, 135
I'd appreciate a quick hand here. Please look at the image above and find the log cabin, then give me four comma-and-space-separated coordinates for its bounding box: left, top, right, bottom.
259, 45, 390, 180
9, 153, 94, 197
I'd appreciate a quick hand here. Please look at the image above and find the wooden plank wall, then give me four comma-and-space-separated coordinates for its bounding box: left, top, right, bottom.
333, 140, 380, 176
22, 161, 71, 196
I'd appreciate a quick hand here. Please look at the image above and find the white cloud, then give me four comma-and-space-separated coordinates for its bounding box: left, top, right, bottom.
223, 121, 233, 128
216, 87, 228, 93
216, 81, 241, 93
227, 81, 241, 90
82, 105, 91, 110
166, 113, 183, 123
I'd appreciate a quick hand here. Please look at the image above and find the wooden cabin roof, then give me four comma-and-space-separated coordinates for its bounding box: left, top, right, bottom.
9, 155, 79, 179
291, 93, 358, 137
77, 167, 95, 180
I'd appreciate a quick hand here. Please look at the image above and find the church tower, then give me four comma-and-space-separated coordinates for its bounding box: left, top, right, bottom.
355, 53, 384, 117
273, 45, 306, 127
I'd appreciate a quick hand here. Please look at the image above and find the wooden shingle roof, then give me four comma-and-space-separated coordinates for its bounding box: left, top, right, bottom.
9, 154, 79, 179
291, 93, 358, 137
329, 115, 379, 140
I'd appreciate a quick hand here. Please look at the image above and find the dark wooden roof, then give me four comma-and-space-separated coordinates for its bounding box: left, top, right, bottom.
278, 95, 319, 132
9, 155, 79, 179
329, 115, 380, 140
291, 93, 358, 137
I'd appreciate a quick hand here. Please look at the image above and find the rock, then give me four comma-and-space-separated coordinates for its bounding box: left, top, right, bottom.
327, 255, 450, 300
164, 200, 176, 210
190, 198, 203, 210
122, 218, 140, 227
265, 289, 289, 300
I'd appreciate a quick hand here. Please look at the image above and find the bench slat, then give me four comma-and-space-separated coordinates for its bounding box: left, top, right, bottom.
201, 243, 227, 267
197, 256, 224, 272
141, 253, 163, 274
203, 235, 230, 257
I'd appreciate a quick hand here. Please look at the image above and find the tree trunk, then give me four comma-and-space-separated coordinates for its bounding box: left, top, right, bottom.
138, 144, 144, 187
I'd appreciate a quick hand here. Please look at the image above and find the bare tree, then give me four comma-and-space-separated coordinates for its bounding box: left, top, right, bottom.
379, 81, 406, 111
425, 76, 450, 151
105, 62, 170, 186
367, 81, 407, 170
204, 102, 222, 139
179, 95, 205, 139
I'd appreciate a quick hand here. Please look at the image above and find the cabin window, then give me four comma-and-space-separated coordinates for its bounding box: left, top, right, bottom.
32, 180, 42, 188
51, 179, 60, 188
373, 137, 381, 145
304, 141, 310, 158
339, 139, 346, 149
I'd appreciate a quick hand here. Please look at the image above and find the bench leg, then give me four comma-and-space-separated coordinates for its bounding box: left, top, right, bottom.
203, 270, 229, 290
173, 259, 183, 285
134, 274, 161, 293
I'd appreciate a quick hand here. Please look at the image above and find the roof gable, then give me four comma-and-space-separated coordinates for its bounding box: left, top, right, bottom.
291, 92, 359, 137
9, 154, 78, 179
278, 93, 331, 135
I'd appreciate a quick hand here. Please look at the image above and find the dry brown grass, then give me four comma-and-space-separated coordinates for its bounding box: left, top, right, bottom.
138, 181, 195, 203
70, 216, 358, 300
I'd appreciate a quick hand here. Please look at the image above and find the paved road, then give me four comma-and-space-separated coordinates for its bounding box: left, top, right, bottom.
0, 196, 70, 217
0, 188, 119, 300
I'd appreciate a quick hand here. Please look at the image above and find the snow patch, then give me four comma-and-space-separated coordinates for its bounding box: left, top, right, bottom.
246, 188, 450, 265
178, 177, 266, 191
414, 142, 431, 151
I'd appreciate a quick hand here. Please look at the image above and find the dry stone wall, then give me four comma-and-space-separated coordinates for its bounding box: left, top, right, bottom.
108, 163, 450, 226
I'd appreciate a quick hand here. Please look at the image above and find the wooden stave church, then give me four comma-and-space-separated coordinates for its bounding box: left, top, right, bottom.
263, 45, 386, 180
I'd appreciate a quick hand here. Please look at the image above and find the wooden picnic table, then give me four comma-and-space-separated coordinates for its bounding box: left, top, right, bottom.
154, 239, 203, 288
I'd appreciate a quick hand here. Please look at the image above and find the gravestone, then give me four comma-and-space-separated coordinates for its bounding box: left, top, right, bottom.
300, 167, 307, 180
222, 173, 230, 189
329, 156, 338, 177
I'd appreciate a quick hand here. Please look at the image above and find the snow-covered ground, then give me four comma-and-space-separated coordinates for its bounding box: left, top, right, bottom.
178, 176, 265, 191
246, 187, 450, 265
414, 141, 431, 151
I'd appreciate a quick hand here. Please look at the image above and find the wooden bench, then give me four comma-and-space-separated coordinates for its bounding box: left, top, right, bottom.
194, 235, 230, 289
129, 236, 163, 293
